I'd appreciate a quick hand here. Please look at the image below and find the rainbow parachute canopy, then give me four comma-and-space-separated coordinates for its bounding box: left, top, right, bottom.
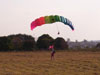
31, 15, 74, 30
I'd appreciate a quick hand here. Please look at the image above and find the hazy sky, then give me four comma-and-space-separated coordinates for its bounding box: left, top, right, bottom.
0, 0, 100, 41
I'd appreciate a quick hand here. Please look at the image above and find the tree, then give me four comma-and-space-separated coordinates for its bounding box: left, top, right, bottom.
96, 43, 100, 48
8, 34, 36, 51
0, 36, 9, 51
22, 40, 36, 50
36, 34, 54, 50
54, 37, 68, 50
8, 37, 23, 50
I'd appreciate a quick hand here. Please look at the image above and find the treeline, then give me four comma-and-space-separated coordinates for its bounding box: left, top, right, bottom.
0, 34, 68, 51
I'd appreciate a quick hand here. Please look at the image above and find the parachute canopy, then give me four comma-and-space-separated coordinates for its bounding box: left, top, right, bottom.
31, 15, 74, 30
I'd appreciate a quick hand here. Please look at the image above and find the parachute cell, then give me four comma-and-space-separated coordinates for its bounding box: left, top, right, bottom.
54, 15, 60, 21
45, 16, 50, 24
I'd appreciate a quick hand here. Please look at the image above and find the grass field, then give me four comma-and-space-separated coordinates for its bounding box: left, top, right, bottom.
0, 51, 100, 75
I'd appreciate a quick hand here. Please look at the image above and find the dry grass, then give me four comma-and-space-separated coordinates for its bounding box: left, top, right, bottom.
0, 51, 100, 75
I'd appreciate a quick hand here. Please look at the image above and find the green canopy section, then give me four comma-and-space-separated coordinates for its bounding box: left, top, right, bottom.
44, 15, 73, 26
49, 15, 56, 23
45, 15, 61, 24
54, 15, 61, 22
44, 16, 50, 24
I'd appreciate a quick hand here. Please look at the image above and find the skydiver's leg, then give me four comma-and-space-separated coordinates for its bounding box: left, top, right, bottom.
51, 52, 54, 60
51, 53, 52, 60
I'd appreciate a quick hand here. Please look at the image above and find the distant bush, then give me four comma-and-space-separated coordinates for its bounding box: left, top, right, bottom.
0, 36, 9, 51
0, 34, 36, 51
54, 37, 68, 50
0, 34, 70, 51
36, 34, 54, 50
96, 43, 100, 48
22, 40, 36, 50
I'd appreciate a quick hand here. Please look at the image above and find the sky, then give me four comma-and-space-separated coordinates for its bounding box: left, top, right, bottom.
0, 0, 100, 41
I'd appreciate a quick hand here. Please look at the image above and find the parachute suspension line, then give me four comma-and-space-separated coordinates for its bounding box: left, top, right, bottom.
55, 23, 60, 35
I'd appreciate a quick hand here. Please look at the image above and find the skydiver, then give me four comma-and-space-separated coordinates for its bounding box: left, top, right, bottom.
58, 32, 60, 35
49, 45, 56, 60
